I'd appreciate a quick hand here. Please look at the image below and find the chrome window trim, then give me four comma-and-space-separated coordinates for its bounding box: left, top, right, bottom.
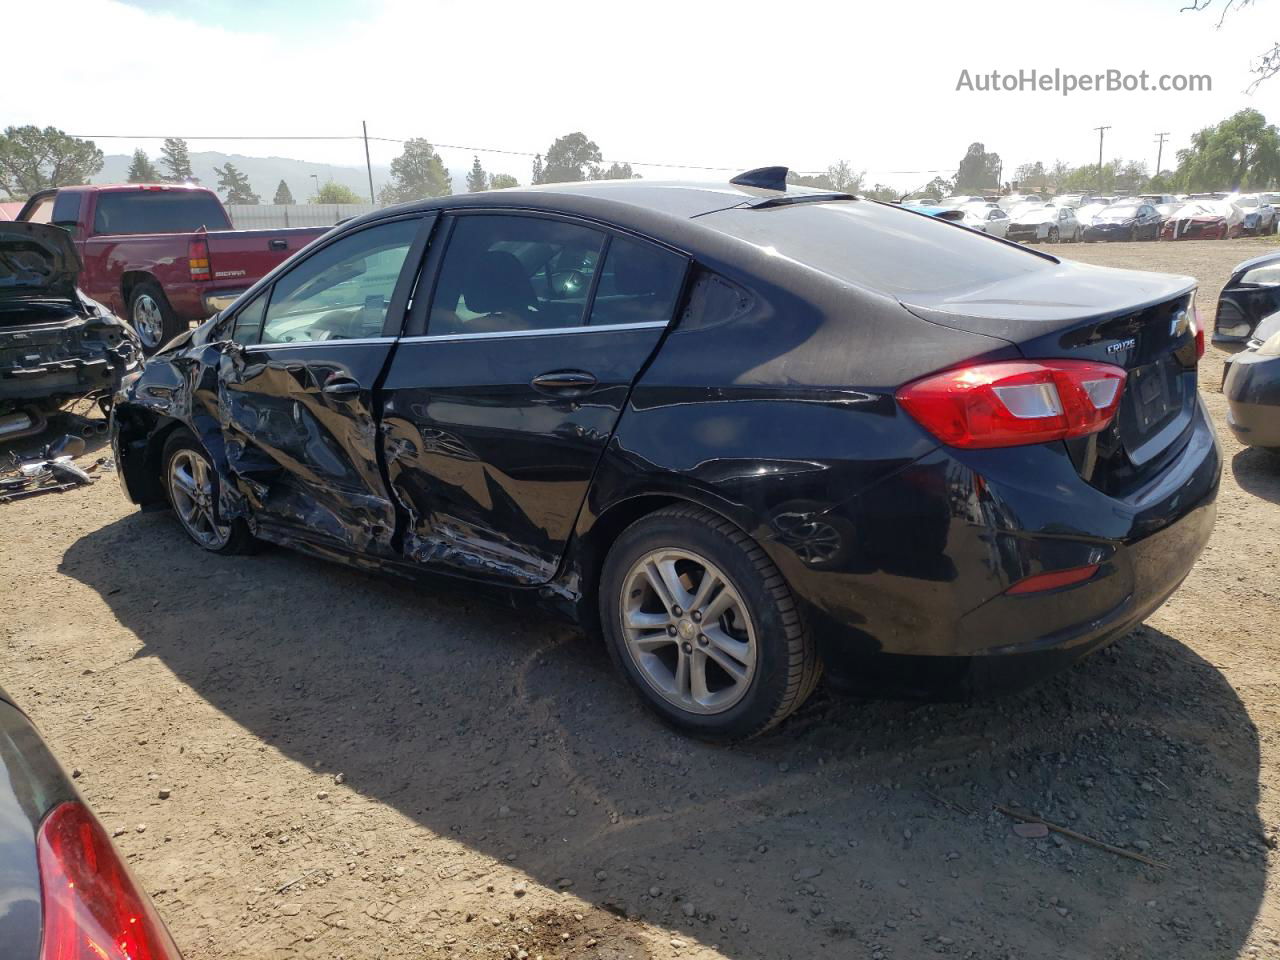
242, 337, 393, 352
398, 320, 668, 344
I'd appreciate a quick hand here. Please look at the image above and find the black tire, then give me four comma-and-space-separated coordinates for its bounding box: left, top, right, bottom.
129, 280, 186, 354
599, 504, 820, 741
1047, 226, 1059, 244
161, 429, 254, 555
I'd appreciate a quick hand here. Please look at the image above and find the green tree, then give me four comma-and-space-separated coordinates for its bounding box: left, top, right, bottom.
311, 181, 362, 204
788, 161, 865, 193
1172, 109, 1280, 191
126, 148, 160, 183
273, 180, 295, 205
864, 183, 900, 202
531, 154, 544, 185
594, 161, 636, 180
466, 155, 488, 192
954, 142, 1002, 191
379, 138, 452, 204
540, 132, 602, 183
489, 173, 519, 190
1013, 161, 1048, 192
0, 126, 104, 200
160, 137, 197, 183
214, 162, 260, 204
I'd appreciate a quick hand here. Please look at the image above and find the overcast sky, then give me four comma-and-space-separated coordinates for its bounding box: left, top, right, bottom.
11, 0, 1277, 190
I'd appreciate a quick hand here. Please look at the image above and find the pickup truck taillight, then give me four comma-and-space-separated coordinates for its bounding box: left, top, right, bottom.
188, 237, 210, 282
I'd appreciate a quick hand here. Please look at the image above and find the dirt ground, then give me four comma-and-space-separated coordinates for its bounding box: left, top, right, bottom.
3, 236, 1280, 960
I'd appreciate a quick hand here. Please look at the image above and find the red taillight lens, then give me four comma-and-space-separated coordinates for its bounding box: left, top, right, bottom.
896, 359, 1127, 449
187, 237, 210, 282
37, 802, 183, 960
1006, 563, 1100, 595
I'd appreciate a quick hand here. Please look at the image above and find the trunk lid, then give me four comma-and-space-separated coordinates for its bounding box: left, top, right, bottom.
901, 261, 1200, 493
0, 222, 81, 308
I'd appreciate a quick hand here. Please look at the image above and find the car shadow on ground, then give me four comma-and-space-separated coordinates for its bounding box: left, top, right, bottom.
1232, 447, 1280, 504
62, 511, 1266, 960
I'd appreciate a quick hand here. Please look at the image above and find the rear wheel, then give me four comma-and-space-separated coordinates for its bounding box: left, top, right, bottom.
129, 281, 185, 354
162, 430, 254, 554
599, 505, 820, 741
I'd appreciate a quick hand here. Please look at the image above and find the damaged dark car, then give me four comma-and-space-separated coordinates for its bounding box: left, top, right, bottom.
1, 222, 139, 440
112, 172, 1221, 740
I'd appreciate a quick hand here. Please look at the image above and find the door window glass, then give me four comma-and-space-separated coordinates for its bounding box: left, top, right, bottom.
588, 235, 686, 327
261, 218, 419, 344
230, 290, 267, 344
428, 215, 605, 336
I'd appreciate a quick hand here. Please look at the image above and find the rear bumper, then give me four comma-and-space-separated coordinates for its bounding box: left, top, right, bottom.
768, 399, 1221, 688
164, 281, 248, 321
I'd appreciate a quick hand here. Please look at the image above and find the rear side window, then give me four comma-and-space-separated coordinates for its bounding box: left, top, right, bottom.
700, 200, 1049, 297
428, 215, 606, 336
91, 191, 232, 235
588, 235, 686, 327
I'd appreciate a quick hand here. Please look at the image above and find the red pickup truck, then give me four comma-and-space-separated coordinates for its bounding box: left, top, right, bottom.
18, 184, 326, 351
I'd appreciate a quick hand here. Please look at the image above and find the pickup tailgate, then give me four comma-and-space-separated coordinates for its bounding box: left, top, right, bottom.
205, 226, 327, 286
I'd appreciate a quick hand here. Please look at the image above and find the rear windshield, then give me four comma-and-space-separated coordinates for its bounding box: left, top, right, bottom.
700, 200, 1049, 296
92, 191, 231, 236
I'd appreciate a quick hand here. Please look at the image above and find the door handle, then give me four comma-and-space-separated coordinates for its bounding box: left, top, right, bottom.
269, 238, 288, 250
531, 370, 597, 395
322, 377, 362, 396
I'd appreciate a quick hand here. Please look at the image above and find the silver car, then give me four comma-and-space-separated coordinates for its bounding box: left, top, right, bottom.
1006, 204, 1082, 244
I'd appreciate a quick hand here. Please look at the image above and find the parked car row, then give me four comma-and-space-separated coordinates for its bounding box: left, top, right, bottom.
904, 191, 1279, 246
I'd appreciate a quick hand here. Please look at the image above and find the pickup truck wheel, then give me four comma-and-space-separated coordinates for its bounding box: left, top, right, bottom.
162, 430, 254, 555
129, 282, 184, 353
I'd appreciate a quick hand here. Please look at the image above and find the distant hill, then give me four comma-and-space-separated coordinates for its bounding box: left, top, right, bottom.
94, 150, 468, 200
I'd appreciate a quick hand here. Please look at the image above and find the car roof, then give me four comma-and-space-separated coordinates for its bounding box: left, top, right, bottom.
381, 178, 850, 222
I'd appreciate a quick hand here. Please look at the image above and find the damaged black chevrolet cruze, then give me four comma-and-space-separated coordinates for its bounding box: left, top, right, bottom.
111, 169, 1221, 740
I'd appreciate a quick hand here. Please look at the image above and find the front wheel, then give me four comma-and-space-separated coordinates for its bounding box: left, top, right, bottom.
599, 505, 820, 741
162, 430, 254, 554
129, 281, 185, 354
1047, 226, 1060, 244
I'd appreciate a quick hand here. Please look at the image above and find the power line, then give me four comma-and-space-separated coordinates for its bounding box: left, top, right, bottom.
68, 132, 957, 177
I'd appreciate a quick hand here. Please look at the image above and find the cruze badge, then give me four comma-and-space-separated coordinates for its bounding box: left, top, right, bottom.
1107, 338, 1137, 354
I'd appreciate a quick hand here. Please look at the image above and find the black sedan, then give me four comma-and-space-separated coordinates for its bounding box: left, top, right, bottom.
0, 685, 184, 959
1213, 251, 1280, 344
112, 168, 1220, 740
1082, 202, 1162, 242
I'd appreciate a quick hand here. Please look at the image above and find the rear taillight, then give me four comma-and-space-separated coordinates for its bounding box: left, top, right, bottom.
896, 359, 1127, 449
36, 801, 183, 960
1189, 295, 1205, 359
187, 237, 210, 282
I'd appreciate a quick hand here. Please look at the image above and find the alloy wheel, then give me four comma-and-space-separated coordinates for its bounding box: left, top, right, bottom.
132, 294, 164, 349
168, 449, 231, 549
619, 548, 758, 715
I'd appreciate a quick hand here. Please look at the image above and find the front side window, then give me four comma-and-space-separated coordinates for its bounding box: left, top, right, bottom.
588, 235, 686, 327
428, 215, 606, 336
261, 218, 419, 344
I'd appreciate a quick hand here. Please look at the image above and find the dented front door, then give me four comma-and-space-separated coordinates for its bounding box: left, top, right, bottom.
216, 215, 430, 556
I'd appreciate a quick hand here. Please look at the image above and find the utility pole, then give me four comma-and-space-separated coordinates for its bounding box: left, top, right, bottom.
310, 173, 320, 201
1154, 132, 1170, 178
362, 121, 375, 204
1093, 125, 1111, 192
